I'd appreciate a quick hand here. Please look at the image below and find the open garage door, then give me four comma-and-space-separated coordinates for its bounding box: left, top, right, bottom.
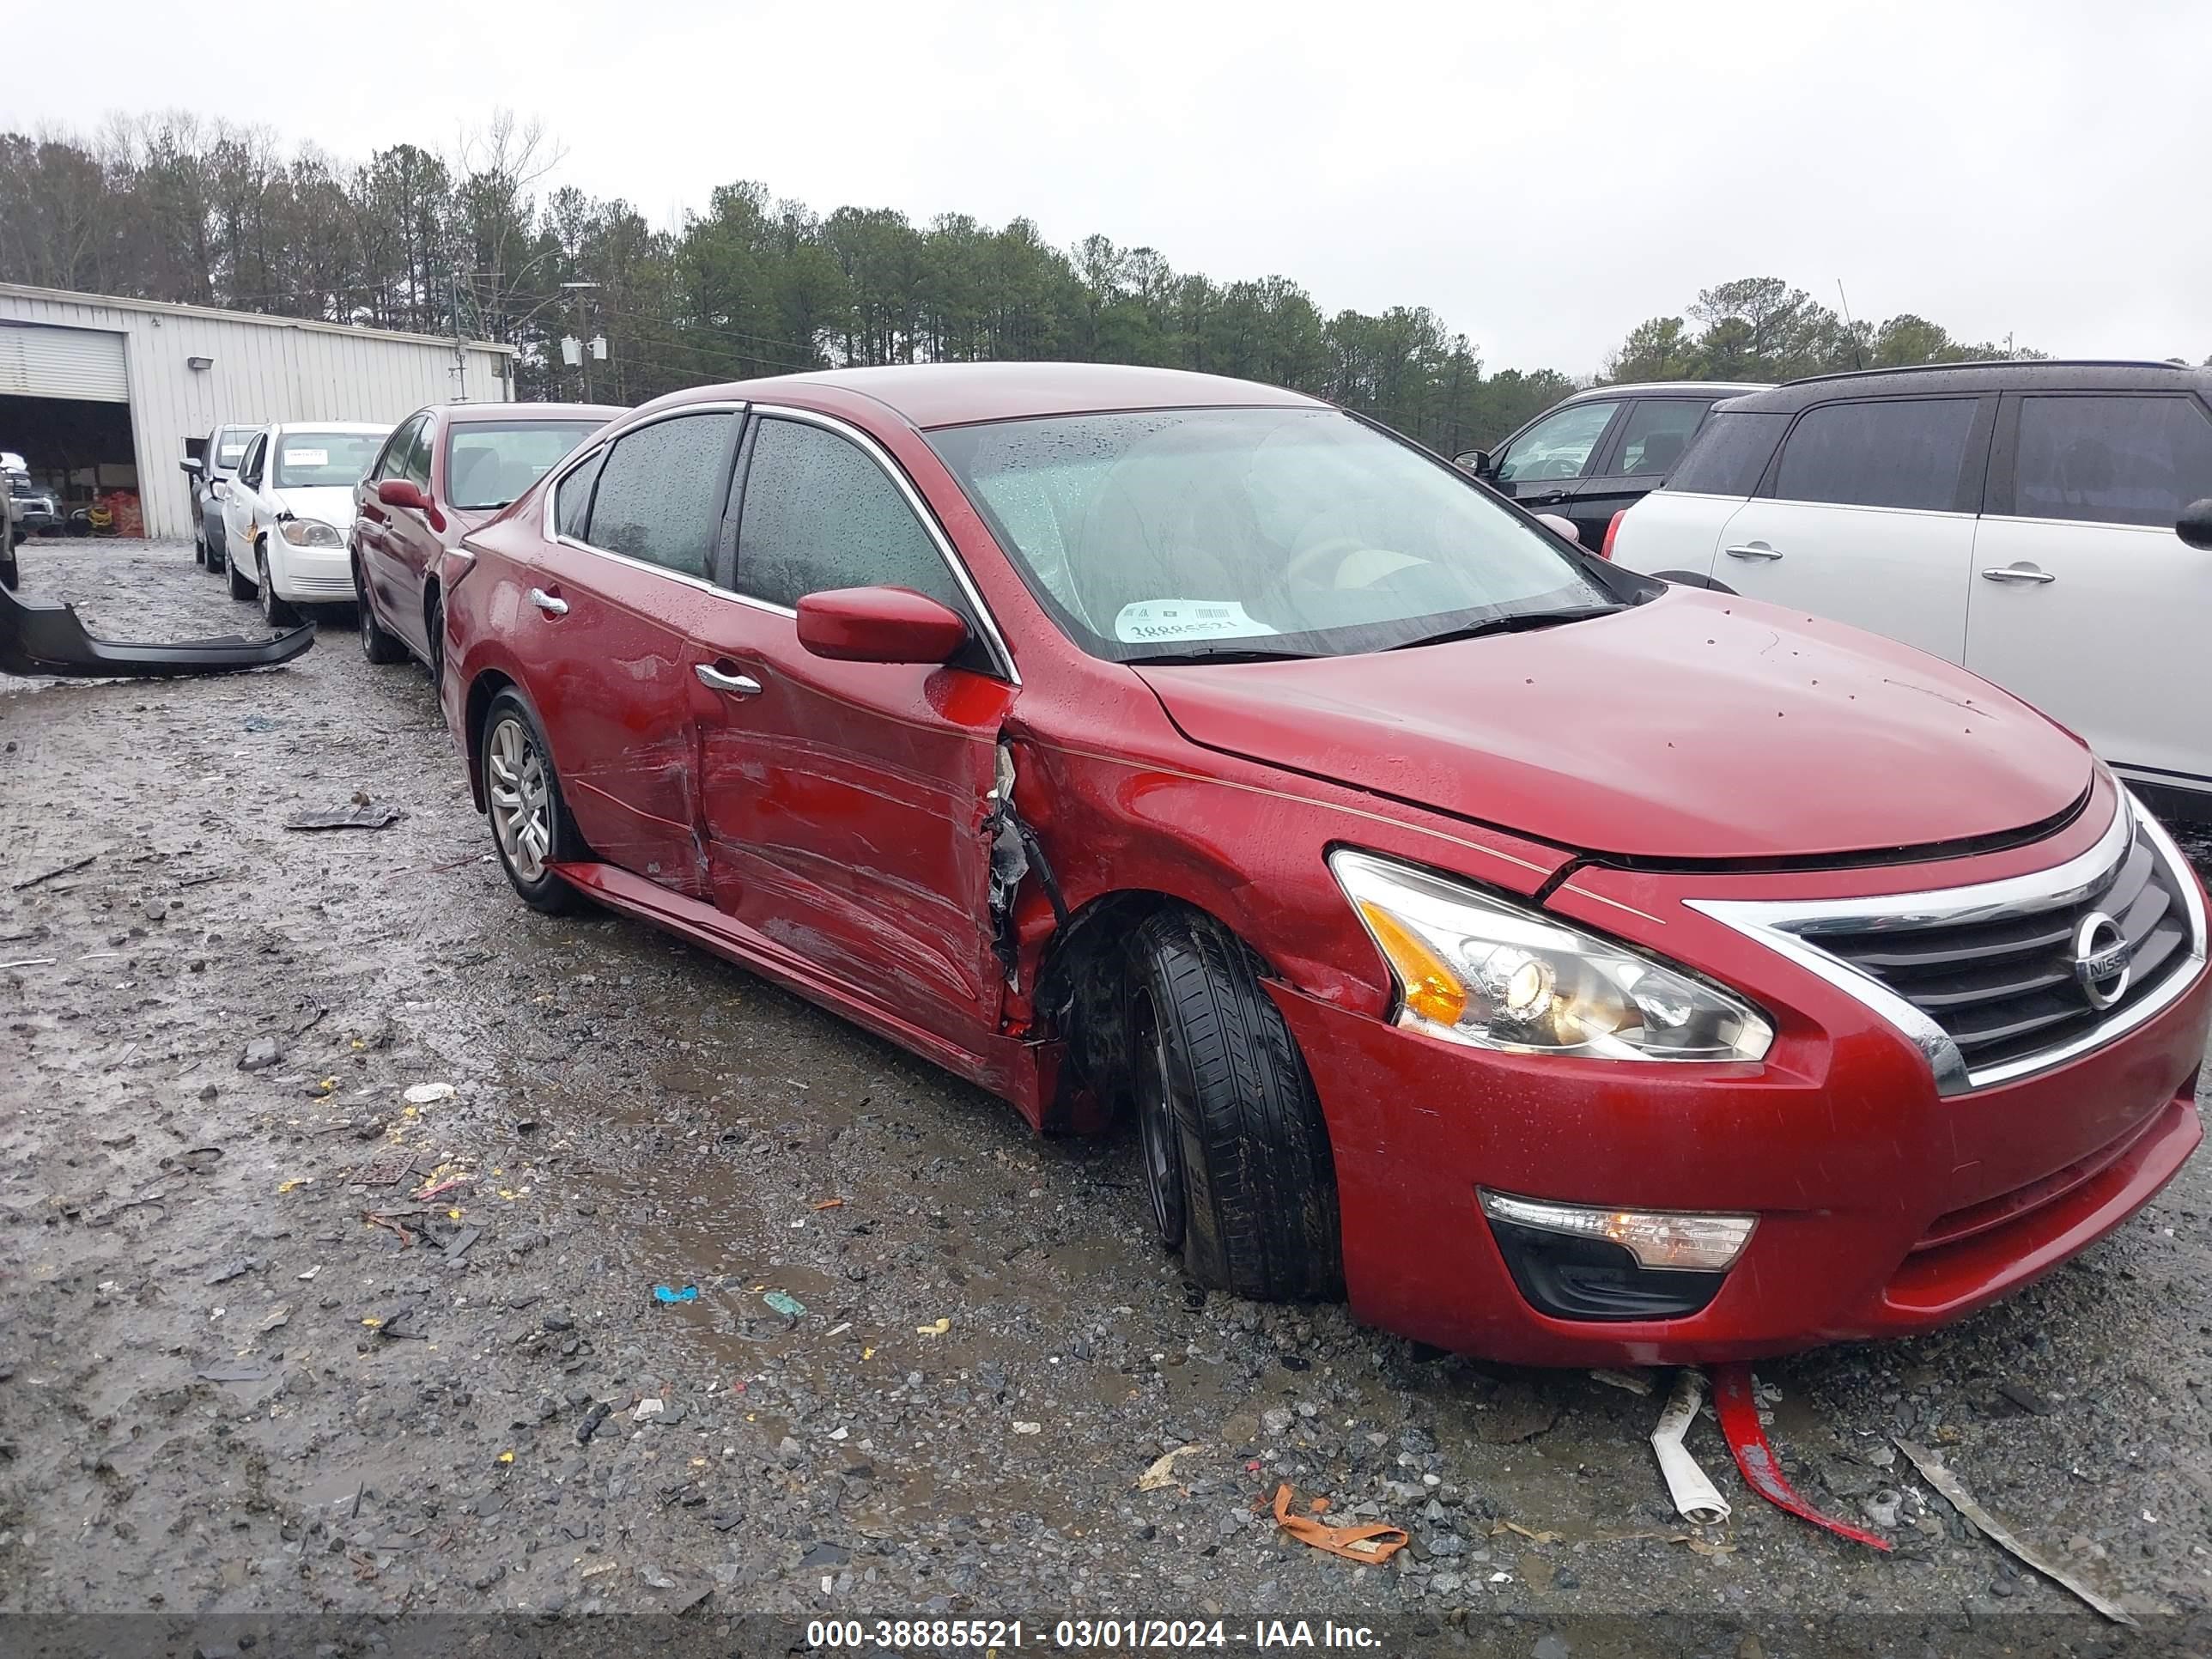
0, 323, 138, 536
0, 324, 128, 402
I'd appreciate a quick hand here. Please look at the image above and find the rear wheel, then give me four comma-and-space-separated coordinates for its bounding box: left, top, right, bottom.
423, 587, 446, 684
356, 560, 406, 664
227, 538, 254, 600
1125, 910, 1341, 1300
482, 689, 585, 915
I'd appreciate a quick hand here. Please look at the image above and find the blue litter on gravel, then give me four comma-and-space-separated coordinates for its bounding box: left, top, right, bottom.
763, 1291, 805, 1318
653, 1285, 699, 1304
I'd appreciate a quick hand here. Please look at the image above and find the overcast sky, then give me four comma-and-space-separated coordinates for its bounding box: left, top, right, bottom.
13, 0, 2206, 374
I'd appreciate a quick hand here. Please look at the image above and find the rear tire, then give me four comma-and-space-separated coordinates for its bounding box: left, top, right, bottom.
1125, 910, 1341, 1300
423, 588, 446, 685
481, 688, 585, 915
227, 539, 254, 600
356, 560, 406, 664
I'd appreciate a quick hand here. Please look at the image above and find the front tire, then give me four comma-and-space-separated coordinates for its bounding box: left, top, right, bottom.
481, 689, 585, 915
258, 544, 299, 627
227, 538, 254, 600
1126, 910, 1341, 1300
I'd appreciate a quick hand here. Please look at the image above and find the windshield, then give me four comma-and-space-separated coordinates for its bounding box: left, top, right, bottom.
927, 406, 1614, 661
273, 431, 385, 489
446, 420, 605, 509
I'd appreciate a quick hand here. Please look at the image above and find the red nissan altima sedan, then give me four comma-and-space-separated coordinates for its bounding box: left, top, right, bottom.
436, 364, 2209, 1366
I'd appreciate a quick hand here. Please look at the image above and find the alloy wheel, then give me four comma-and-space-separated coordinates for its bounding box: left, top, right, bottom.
357, 587, 378, 661
487, 715, 553, 883
1131, 987, 1188, 1249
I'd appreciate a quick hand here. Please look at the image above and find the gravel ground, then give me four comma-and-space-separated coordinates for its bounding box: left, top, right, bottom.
3, 537, 2209, 1650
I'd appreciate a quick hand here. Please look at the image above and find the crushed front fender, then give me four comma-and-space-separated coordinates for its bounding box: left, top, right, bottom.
0, 580, 314, 678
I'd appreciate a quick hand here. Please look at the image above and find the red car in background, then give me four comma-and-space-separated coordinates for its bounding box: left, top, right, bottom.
437, 363, 2209, 1366
354, 402, 619, 676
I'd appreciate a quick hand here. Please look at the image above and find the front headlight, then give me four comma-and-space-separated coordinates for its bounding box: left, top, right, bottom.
1330, 849, 1773, 1061
280, 518, 344, 548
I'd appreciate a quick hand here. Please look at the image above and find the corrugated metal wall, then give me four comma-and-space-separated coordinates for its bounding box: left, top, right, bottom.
0, 284, 514, 540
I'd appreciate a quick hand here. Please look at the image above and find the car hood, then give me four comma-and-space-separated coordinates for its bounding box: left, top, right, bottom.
1133, 590, 2094, 861
270, 485, 360, 531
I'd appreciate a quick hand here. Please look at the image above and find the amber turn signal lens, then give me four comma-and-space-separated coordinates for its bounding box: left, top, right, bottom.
1356, 899, 1468, 1026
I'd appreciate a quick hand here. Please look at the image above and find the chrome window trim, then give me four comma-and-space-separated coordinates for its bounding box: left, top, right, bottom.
1976, 512, 2181, 535
1686, 790, 2208, 1097
742, 403, 1021, 686
535, 400, 1019, 681
538, 401, 763, 607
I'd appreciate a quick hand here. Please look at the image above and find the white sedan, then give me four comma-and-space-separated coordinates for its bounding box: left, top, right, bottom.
222, 422, 392, 625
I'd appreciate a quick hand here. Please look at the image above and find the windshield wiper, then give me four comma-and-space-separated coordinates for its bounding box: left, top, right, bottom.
1121, 645, 1317, 665
1386, 605, 1625, 651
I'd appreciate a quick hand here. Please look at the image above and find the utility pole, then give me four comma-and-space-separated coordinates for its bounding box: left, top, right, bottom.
562, 282, 600, 401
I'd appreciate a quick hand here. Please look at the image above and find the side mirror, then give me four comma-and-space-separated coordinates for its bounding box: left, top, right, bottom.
179, 456, 204, 477
796, 586, 970, 665
377, 478, 430, 511
1534, 512, 1581, 544
2179, 498, 2212, 550
185, 437, 208, 463
1455, 449, 1493, 477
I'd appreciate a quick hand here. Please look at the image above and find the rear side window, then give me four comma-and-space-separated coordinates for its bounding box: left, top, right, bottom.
1496, 400, 1620, 483
1771, 398, 1980, 512
585, 413, 738, 579
734, 417, 964, 612
1613, 399, 1711, 477
555, 448, 604, 540
2012, 395, 2212, 528
1663, 410, 1786, 496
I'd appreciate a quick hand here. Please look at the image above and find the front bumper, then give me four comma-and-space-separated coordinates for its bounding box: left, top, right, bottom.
268, 541, 355, 605
1281, 811, 2211, 1366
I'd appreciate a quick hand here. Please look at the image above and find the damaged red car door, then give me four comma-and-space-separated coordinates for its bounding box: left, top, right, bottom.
528, 408, 744, 898
683, 410, 1013, 1048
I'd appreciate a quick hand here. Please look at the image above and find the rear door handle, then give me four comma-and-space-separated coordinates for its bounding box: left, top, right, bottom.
695, 663, 763, 697
1723, 542, 1783, 561
1979, 565, 2055, 584
528, 587, 568, 617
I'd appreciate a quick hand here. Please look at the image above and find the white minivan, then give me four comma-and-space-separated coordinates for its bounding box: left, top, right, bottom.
1610, 362, 2212, 814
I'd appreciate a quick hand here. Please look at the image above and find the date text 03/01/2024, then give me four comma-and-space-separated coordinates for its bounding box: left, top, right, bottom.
805, 1619, 1384, 1650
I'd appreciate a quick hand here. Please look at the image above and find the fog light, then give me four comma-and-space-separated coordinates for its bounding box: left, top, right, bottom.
1479, 1190, 1755, 1271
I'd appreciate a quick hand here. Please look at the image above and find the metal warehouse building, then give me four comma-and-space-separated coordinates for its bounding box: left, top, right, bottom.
0, 283, 514, 541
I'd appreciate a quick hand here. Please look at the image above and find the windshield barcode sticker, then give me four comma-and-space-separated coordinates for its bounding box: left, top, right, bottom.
1114, 600, 1280, 643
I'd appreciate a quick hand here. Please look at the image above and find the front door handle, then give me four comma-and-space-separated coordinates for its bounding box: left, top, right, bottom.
1723, 541, 1783, 561
695, 663, 763, 697
1527, 489, 1569, 506
1980, 565, 2056, 585
528, 587, 568, 617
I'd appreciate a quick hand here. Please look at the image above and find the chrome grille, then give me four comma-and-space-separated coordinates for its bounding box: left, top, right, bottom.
1691, 795, 2208, 1096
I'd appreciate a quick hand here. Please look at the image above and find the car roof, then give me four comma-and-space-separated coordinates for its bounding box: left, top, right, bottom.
653, 362, 1325, 429
269, 421, 392, 434
440, 402, 624, 425
1729, 359, 2212, 414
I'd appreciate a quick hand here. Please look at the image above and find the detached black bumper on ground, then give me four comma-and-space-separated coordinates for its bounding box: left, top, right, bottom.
0, 577, 314, 678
